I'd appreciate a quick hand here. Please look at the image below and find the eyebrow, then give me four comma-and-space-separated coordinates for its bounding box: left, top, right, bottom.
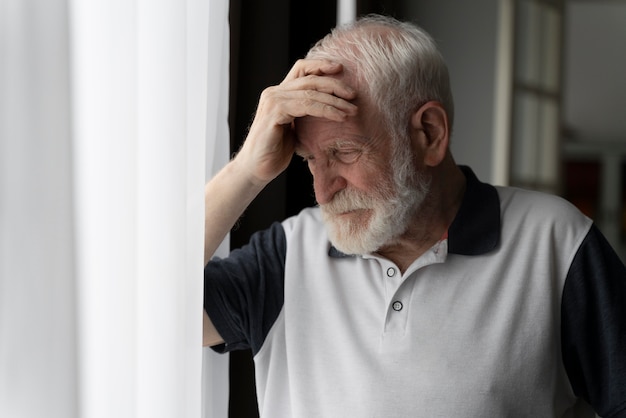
294, 139, 364, 157
293, 143, 307, 157
333, 140, 364, 149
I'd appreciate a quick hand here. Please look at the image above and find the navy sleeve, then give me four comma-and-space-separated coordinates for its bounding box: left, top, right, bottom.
204, 222, 286, 355
561, 224, 626, 418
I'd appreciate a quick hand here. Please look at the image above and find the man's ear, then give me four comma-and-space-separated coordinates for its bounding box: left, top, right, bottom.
410, 101, 450, 167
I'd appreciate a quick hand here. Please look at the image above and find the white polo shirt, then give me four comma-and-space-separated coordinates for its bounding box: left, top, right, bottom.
204, 167, 626, 417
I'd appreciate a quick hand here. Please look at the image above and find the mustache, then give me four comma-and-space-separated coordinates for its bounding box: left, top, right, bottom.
320, 187, 385, 215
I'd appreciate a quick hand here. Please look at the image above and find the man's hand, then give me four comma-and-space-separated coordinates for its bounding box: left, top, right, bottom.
235, 59, 358, 186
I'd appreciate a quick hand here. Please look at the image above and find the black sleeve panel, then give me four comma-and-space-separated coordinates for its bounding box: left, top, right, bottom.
204, 222, 286, 355
562, 224, 626, 418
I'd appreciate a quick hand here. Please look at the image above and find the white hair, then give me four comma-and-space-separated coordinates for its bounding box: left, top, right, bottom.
306, 14, 455, 148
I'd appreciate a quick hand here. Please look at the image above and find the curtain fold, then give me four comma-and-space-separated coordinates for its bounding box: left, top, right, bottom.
0, 1, 77, 416
203, 0, 231, 416
0, 0, 229, 416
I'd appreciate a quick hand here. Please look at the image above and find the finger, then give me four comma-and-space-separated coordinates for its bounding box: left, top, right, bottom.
283, 74, 357, 101
274, 89, 358, 123
284, 59, 343, 81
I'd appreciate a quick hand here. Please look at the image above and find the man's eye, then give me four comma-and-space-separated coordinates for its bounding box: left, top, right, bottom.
334, 150, 361, 164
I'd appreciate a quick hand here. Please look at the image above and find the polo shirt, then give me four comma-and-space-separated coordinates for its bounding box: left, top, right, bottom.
204, 166, 626, 417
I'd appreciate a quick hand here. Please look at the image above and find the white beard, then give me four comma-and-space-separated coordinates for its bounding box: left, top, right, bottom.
320, 161, 431, 255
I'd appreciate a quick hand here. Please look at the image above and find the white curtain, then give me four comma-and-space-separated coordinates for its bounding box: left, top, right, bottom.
0, 0, 229, 416
203, 0, 231, 416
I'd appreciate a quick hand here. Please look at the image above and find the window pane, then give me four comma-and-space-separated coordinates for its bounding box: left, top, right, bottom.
515, 0, 542, 86
511, 91, 540, 182
541, 7, 561, 91
538, 98, 560, 184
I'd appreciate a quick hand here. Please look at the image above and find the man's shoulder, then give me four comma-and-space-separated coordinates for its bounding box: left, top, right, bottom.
280, 206, 334, 257
498, 185, 585, 213
495, 185, 593, 242
281, 206, 323, 231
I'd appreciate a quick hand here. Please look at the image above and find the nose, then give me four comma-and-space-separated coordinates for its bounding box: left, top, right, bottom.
310, 162, 347, 205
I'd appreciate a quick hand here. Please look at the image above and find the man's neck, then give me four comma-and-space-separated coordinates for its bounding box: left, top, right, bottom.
377, 163, 466, 274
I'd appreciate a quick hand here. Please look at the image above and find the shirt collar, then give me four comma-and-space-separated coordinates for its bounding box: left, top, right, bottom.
328, 165, 501, 258
448, 166, 500, 255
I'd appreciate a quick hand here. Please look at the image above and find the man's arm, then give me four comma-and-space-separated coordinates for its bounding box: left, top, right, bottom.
203, 310, 223, 347
561, 224, 626, 417
202, 59, 357, 346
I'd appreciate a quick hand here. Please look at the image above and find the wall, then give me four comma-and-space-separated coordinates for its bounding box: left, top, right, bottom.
402, 0, 502, 182
563, 1, 626, 143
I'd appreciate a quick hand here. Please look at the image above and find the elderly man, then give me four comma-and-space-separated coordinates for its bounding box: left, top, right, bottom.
202, 15, 626, 418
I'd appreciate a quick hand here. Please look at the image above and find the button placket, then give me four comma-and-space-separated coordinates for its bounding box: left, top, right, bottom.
379, 262, 409, 338
384, 293, 409, 338
382, 268, 413, 337
381, 263, 401, 305
383, 265, 406, 316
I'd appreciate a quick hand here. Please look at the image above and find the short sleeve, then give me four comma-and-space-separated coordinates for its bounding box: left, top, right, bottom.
204, 222, 286, 355
561, 224, 626, 418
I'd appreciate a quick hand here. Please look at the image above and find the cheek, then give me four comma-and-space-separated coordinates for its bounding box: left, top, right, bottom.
351, 161, 394, 195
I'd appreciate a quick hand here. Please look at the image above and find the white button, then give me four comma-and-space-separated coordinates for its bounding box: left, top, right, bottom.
386, 267, 396, 277
392, 301, 403, 311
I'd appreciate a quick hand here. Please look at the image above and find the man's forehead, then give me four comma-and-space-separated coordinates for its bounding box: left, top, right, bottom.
296, 116, 347, 137
295, 117, 370, 151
